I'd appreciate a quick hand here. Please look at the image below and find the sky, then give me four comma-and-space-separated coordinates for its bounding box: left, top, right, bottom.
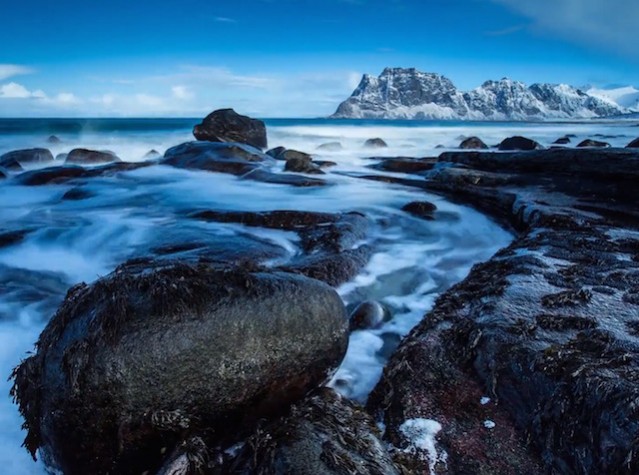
0, 0, 637, 118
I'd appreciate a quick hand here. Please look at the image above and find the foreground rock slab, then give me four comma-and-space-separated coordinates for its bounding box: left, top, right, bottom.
12, 263, 348, 475
367, 147, 639, 474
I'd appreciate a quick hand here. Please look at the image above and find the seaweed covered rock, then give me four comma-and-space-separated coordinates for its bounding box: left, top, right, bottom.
231, 388, 401, 474
11, 263, 348, 475
193, 108, 267, 149
66, 148, 121, 165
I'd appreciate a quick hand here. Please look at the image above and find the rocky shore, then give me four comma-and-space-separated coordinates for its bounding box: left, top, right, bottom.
7, 109, 639, 474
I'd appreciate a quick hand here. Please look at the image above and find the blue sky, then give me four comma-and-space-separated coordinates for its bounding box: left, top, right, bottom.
0, 0, 637, 117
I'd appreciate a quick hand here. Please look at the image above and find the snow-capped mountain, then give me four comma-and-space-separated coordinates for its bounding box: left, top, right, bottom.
586, 86, 639, 112
332, 68, 629, 120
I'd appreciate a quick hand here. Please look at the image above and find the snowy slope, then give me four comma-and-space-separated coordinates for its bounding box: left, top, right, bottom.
586, 86, 639, 112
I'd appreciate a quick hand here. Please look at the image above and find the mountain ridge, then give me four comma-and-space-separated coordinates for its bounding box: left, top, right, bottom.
332, 68, 632, 120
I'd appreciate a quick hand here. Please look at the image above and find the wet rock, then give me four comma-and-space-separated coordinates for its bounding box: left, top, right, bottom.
370, 157, 436, 173
364, 138, 388, 148
17, 166, 87, 186
401, 201, 437, 220
61, 187, 95, 201
0, 229, 31, 248
54, 153, 67, 161
11, 263, 348, 475
498, 136, 543, 151
143, 149, 161, 159
577, 139, 610, 148
627, 138, 639, 148
47, 135, 62, 144
266, 146, 286, 158
553, 136, 571, 145
349, 300, 391, 331
282, 246, 373, 287
459, 136, 488, 149
0, 148, 53, 169
314, 160, 337, 169
278, 149, 311, 161
284, 155, 325, 175
66, 148, 121, 165
231, 388, 401, 474
317, 142, 343, 151
193, 108, 267, 149
162, 141, 271, 176
242, 168, 327, 187
0, 170, 5, 179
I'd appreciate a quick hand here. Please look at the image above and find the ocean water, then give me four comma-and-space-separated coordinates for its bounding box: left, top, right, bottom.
0, 117, 636, 473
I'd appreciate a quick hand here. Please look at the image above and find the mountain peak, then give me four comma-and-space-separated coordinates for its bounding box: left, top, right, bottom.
332, 68, 629, 120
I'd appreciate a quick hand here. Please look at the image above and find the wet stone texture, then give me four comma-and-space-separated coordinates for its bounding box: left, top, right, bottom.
367, 148, 639, 474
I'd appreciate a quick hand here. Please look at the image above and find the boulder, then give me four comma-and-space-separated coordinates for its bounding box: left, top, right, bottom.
370, 157, 436, 174
278, 149, 312, 162
242, 168, 327, 187
553, 136, 571, 145
364, 138, 388, 148
401, 201, 437, 219
47, 135, 61, 144
284, 156, 325, 175
11, 263, 348, 475
143, 149, 161, 160
266, 146, 286, 158
626, 138, 639, 148
316, 142, 343, 151
498, 136, 543, 151
314, 160, 337, 169
193, 108, 267, 149
577, 139, 610, 148
65, 148, 120, 165
459, 136, 488, 149
349, 300, 391, 331
230, 389, 401, 474
0, 148, 54, 169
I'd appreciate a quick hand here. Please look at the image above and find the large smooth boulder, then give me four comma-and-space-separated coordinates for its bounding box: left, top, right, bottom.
0, 148, 53, 169
11, 263, 348, 475
193, 108, 267, 149
65, 148, 120, 165
498, 136, 543, 151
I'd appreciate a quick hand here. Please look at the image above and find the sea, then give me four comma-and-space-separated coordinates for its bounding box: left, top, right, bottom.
0, 117, 637, 473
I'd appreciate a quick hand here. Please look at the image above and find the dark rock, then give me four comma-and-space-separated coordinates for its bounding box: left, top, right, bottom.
47, 135, 61, 144
266, 146, 286, 158
54, 153, 67, 161
162, 141, 271, 176
0, 170, 5, 179
61, 187, 94, 201
0, 148, 54, 169
16, 166, 87, 186
460, 136, 488, 149
349, 300, 391, 331
192, 108, 267, 149
314, 160, 337, 169
364, 138, 388, 148
553, 136, 571, 145
0, 229, 31, 248
435, 144, 446, 149
231, 388, 401, 474
143, 149, 161, 159
370, 157, 436, 174
317, 142, 343, 151
66, 148, 120, 165
577, 139, 610, 148
11, 263, 348, 475
282, 246, 373, 287
401, 201, 437, 220
498, 136, 543, 151
278, 149, 312, 161
242, 168, 327, 187
284, 154, 325, 175
627, 138, 639, 148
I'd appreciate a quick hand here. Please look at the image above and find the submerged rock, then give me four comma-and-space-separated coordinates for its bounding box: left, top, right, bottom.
0, 148, 53, 169
364, 138, 388, 148
553, 136, 571, 145
193, 108, 267, 149
370, 157, 436, 174
47, 135, 62, 144
317, 142, 343, 151
459, 136, 488, 149
401, 200, 437, 220
66, 148, 121, 165
143, 149, 161, 160
11, 263, 348, 475
231, 388, 401, 474
498, 136, 543, 151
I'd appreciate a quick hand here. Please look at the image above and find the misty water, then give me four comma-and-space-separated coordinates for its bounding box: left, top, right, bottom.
0, 118, 637, 473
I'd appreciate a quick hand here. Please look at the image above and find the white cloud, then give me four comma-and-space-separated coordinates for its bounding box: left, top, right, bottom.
172, 85, 194, 100
214, 17, 236, 23
493, 0, 639, 58
0, 82, 81, 107
0, 64, 33, 81
0, 82, 33, 98
135, 94, 165, 108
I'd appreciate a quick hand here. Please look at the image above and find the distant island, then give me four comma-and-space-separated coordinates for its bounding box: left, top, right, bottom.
332, 67, 639, 120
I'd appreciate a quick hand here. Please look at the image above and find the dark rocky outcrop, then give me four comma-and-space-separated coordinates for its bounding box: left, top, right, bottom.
364, 138, 388, 148
369, 157, 436, 174
11, 263, 348, 475
16, 162, 154, 186
193, 108, 267, 149
317, 142, 343, 151
498, 136, 543, 151
65, 148, 120, 165
365, 146, 639, 474
401, 200, 437, 220
577, 139, 610, 148
627, 138, 639, 148
230, 389, 401, 474
0, 148, 53, 169
459, 136, 488, 149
